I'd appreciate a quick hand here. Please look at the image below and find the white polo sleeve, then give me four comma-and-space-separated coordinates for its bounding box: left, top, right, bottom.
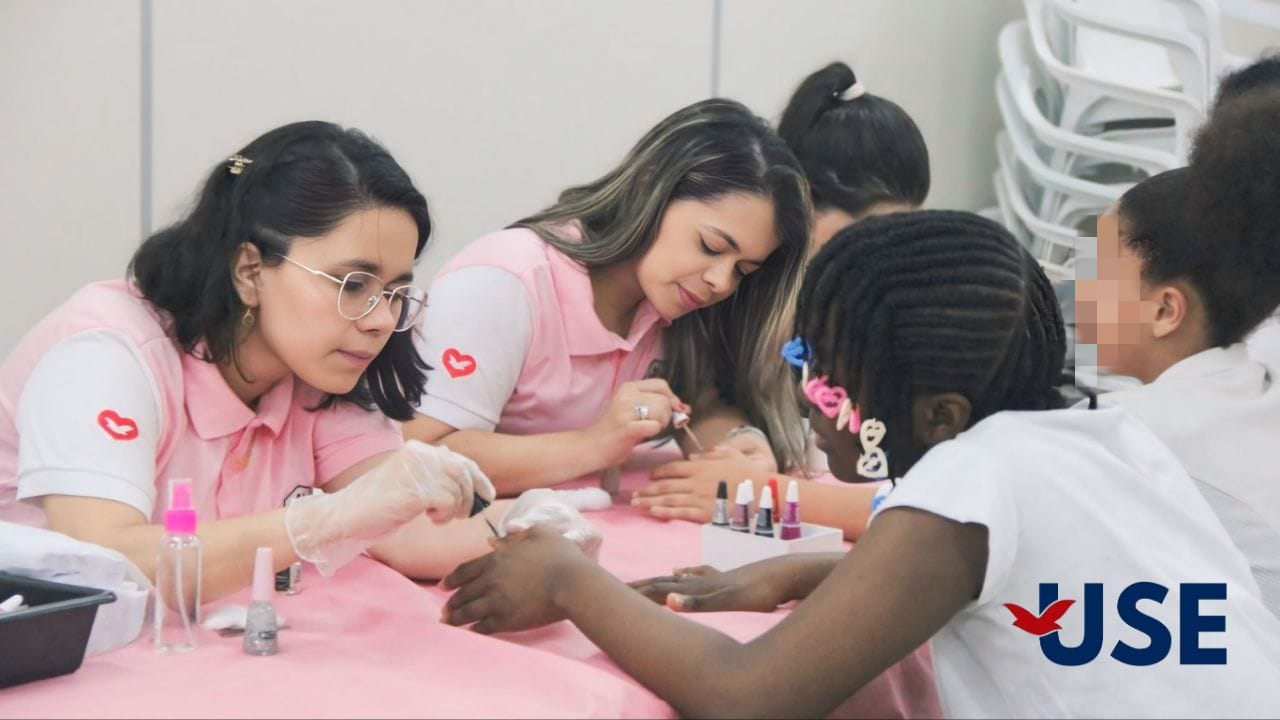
413, 265, 533, 432
16, 330, 162, 521
874, 437, 1019, 607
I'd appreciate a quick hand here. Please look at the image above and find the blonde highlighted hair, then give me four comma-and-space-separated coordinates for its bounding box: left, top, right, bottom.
515, 99, 811, 467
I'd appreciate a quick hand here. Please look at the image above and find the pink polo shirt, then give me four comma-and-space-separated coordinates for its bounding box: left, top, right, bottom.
0, 281, 404, 527
413, 226, 668, 437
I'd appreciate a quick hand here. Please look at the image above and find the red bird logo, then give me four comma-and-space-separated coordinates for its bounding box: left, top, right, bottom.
1004, 599, 1076, 636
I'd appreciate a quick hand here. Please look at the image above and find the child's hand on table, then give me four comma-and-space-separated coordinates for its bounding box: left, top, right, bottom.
441, 525, 592, 634
629, 554, 842, 613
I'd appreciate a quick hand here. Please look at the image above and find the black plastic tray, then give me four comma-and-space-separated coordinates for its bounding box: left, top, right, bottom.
0, 570, 117, 689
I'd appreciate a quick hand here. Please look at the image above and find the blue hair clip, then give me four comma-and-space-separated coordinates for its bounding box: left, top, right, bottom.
781, 337, 810, 367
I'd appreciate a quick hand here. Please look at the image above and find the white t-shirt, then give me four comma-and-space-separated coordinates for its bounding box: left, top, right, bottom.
1101, 345, 1280, 621
877, 406, 1280, 718
1247, 311, 1280, 369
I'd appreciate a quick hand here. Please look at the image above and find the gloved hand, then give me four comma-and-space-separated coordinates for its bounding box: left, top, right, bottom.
499, 489, 603, 560
285, 440, 496, 576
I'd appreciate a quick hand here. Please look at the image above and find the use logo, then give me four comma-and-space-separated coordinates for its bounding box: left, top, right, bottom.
1004, 582, 1229, 666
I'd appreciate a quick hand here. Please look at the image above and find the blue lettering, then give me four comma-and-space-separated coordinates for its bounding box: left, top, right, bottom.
1039, 583, 1103, 666
1110, 582, 1171, 665
1180, 583, 1227, 665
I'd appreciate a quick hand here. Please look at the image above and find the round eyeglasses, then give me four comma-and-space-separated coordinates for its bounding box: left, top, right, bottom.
274, 254, 427, 332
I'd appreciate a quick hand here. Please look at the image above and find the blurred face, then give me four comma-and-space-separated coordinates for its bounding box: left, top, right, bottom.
1073, 212, 1157, 377
636, 193, 779, 320
251, 206, 419, 394
810, 200, 916, 259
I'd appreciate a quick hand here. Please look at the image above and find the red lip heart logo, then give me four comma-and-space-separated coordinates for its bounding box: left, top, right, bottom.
442, 348, 477, 378
97, 409, 139, 441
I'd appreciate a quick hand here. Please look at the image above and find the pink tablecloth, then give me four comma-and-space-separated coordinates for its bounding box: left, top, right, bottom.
0, 465, 941, 718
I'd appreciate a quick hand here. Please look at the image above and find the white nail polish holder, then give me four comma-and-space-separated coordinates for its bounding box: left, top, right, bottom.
700, 521, 843, 571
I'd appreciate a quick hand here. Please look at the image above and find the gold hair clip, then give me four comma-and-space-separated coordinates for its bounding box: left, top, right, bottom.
227, 154, 253, 175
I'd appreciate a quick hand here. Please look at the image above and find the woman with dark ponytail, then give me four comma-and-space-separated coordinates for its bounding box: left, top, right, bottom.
440, 211, 1280, 718
634, 62, 932, 536
0, 121, 508, 601
779, 61, 929, 253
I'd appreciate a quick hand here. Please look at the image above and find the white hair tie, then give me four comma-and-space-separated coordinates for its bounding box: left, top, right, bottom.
840, 82, 867, 101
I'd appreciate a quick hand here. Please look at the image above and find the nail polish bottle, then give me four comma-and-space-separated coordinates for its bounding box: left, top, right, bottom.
730, 479, 754, 533
244, 547, 279, 656
712, 480, 729, 528
780, 479, 802, 540
755, 485, 775, 538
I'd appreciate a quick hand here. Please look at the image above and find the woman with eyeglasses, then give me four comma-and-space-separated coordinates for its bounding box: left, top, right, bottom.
403, 99, 811, 494
0, 121, 515, 601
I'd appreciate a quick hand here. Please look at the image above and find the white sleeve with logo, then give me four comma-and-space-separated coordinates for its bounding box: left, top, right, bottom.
16, 330, 162, 520
874, 437, 1019, 606
413, 266, 533, 432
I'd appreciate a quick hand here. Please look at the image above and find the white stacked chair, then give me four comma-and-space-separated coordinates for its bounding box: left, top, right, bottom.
991, 0, 1232, 390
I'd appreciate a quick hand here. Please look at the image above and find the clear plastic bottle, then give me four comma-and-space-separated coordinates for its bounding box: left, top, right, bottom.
154, 478, 201, 652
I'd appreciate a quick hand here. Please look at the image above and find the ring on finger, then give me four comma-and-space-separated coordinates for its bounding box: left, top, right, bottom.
634, 404, 650, 421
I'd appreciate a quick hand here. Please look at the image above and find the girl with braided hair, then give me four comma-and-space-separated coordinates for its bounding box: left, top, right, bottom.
439, 210, 1280, 718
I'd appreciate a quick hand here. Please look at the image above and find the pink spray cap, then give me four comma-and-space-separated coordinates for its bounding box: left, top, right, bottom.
163, 479, 197, 535
252, 546, 274, 603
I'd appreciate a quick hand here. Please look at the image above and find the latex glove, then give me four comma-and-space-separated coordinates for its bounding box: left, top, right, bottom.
286, 440, 496, 576
499, 489, 603, 559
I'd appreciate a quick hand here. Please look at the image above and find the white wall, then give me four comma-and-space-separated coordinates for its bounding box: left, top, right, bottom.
147, 0, 715, 282
718, 0, 1023, 213
1224, 14, 1280, 56
0, 0, 141, 352
22, 0, 1264, 352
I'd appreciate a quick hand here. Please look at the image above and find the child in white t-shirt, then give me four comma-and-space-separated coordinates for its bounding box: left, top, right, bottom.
437, 210, 1280, 718
1076, 84, 1280, 619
